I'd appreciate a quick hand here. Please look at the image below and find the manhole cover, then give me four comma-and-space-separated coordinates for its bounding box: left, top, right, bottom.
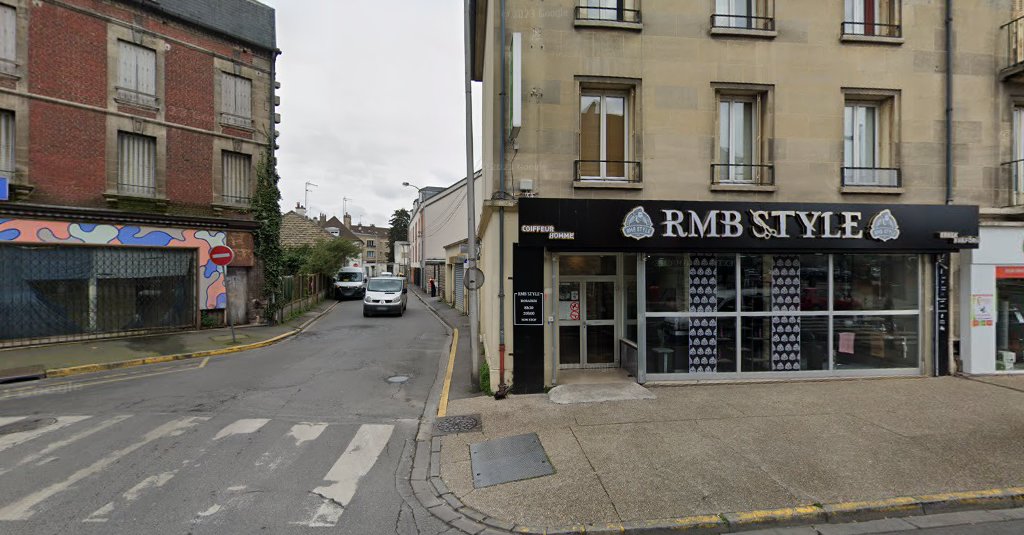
434, 414, 482, 436
0, 417, 57, 435
387, 375, 410, 384
470, 432, 554, 488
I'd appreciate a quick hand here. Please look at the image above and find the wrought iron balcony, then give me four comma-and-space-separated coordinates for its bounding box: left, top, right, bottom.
711, 164, 774, 186
840, 21, 902, 38
575, 3, 641, 24
841, 167, 901, 188
574, 160, 642, 184
1000, 16, 1024, 81
841, 1, 902, 39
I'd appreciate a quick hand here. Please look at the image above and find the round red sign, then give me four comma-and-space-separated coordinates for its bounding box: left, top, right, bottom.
210, 245, 234, 266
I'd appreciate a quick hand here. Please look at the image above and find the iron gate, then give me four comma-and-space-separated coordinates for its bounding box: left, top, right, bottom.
0, 244, 197, 347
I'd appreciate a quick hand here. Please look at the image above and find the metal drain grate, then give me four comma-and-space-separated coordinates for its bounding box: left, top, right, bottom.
0, 417, 57, 435
434, 414, 482, 436
470, 432, 554, 488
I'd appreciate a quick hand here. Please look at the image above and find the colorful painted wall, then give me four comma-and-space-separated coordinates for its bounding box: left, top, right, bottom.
0, 218, 227, 309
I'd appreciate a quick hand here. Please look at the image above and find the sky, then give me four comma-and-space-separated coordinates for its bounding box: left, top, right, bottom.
261, 0, 483, 228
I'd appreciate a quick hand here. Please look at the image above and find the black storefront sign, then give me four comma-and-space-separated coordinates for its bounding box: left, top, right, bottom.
514, 291, 544, 326
512, 245, 545, 394
935, 253, 950, 376
518, 199, 979, 252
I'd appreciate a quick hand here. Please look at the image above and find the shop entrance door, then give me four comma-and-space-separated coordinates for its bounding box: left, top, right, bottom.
558, 279, 617, 368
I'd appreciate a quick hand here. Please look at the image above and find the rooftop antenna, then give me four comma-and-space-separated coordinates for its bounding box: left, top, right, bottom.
342, 197, 352, 215
304, 181, 318, 213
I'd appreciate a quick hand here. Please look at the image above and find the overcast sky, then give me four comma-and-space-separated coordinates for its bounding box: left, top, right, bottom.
261, 0, 482, 227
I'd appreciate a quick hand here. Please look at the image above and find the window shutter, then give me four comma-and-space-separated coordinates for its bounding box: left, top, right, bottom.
137, 46, 156, 96
0, 110, 14, 174
118, 41, 136, 90
0, 6, 15, 63
221, 73, 236, 116
237, 77, 252, 119
118, 132, 156, 196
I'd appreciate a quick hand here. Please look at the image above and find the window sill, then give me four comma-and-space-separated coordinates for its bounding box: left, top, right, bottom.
212, 201, 250, 212
104, 192, 168, 209
710, 27, 777, 39
4, 182, 32, 201
840, 34, 904, 45
839, 186, 904, 194
115, 99, 160, 113
574, 19, 643, 32
710, 183, 776, 192
573, 180, 643, 189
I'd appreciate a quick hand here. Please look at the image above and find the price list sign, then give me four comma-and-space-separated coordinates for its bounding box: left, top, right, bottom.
514, 291, 544, 326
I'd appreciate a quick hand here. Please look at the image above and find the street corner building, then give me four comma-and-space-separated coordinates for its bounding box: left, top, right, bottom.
0, 0, 279, 347
467, 0, 1024, 393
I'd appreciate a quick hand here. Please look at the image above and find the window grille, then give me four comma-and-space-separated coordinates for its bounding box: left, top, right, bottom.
117, 132, 157, 197
222, 151, 251, 204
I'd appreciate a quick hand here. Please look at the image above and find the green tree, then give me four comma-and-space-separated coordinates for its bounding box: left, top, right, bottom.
251, 146, 283, 323
387, 208, 410, 263
301, 238, 362, 276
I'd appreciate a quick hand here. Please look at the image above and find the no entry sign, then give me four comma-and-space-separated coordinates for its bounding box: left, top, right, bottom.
210, 245, 234, 266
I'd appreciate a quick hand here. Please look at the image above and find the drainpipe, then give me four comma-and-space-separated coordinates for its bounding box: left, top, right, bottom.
944, 0, 953, 204
494, 0, 510, 399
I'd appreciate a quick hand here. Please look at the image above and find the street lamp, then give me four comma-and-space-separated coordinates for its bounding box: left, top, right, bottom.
402, 182, 426, 289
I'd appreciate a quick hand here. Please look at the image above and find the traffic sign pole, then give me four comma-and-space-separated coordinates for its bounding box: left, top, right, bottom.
224, 265, 235, 343
210, 245, 236, 344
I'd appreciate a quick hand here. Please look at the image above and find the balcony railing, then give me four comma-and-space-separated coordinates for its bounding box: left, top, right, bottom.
1001, 16, 1024, 78
574, 4, 641, 24
711, 164, 774, 186
841, 167, 901, 188
117, 182, 157, 198
574, 160, 642, 183
841, 21, 902, 38
1002, 159, 1024, 206
711, 14, 775, 31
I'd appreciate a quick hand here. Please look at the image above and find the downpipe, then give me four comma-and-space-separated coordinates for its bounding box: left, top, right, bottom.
494, 0, 509, 399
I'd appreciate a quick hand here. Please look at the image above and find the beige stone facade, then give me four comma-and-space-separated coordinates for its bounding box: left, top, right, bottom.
471, 0, 1020, 392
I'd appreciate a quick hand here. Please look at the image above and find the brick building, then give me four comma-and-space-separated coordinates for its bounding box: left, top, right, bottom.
0, 0, 278, 347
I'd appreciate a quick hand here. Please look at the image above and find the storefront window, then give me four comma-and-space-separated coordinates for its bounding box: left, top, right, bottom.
996, 276, 1024, 371
645, 317, 737, 373
560, 254, 616, 276
833, 315, 919, 369
646, 254, 737, 313
741, 254, 829, 312
624, 254, 638, 342
742, 316, 829, 371
834, 254, 918, 311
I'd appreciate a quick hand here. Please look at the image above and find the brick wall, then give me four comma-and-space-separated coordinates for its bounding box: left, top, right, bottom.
167, 128, 213, 206
28, 2, 106, 106
165, 45, 215, 130
28, 102, 106, 207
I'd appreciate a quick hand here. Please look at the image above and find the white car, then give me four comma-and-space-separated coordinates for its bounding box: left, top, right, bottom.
363, 276, 407, 317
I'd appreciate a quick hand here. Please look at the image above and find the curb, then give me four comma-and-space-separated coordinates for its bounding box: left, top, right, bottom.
43, 301, 339, 379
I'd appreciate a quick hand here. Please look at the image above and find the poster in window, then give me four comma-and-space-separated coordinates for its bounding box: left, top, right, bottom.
971, 294, 994, 327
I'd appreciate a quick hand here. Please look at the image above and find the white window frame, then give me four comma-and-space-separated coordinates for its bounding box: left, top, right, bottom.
1012, 107, 1024, 197
844, 103, 881, 185
579, 91, 630, 180
116, 41, 157, 108
582, 0, 620, 21
715, 0, 753, 28
117, 132, 157, 197
221, 72, 253, 128
718, 95, 760, 183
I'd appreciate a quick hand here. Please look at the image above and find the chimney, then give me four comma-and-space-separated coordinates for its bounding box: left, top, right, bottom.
343, 212, 352, 228
295, 202, 306, 217
319, 213, 326, 225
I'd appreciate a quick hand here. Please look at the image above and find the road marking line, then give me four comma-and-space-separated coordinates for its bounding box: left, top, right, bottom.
0, 415, 132, 476
304, 424, 393, 527
0, 363, 205, 400
198, 357, 210, 368
0, 417, 206, 521
0, 417, 24, 427
0, 416, 91, 454
286, 423, 328, 446
213, 418, 270, 440
437, 328, 458, 418
84, 470, 177, 523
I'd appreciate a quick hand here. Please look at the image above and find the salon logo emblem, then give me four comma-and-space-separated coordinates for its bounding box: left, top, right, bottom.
622, 206, 655, 240
868, 209, 901, 242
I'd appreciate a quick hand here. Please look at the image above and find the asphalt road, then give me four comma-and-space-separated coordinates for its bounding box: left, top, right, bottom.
0, 295, 459, 534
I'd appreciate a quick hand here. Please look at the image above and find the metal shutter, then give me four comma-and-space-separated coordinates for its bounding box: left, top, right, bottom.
222, 151, 251, 204
0, 110, 14, 174
0, 5, 15, 65
117, 132, 156, 197
454, 264, 465, 312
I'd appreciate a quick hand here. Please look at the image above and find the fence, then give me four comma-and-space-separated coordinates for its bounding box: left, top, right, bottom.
277, 274, 331, 323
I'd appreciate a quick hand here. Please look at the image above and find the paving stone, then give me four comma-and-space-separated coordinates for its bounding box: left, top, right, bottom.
814, 517, 917, 534
431, 451, 442, 477
411, 479, 443, 509
459, 506, 488, 522
450, 516, 486, 534
903, 509, 1005, 528
432, 435, 442, 452
442, 492, 464, 509
428, 503, 464, 523
482, 516, 516, 531
990, 507, 1024, 520
431, 475, 450, 495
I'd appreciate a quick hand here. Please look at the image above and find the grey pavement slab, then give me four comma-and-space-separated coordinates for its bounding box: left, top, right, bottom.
548, 382, 656, 404
412, 287, 480, 402
439, 376, 1024, 530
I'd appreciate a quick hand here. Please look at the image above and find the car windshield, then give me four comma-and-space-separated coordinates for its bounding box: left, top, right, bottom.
337, 272, 363, 282
367, 279, 403, 292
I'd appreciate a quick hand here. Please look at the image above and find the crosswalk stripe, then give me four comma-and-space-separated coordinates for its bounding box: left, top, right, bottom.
213, 418, 270, 440
0, 415, 131, 477
0, 416, 91, 454
305, 424, 394, 527
0, 417, 206, 521
0, 417, 24, 427
85, 470, 177, 523
286, 423, 328, 446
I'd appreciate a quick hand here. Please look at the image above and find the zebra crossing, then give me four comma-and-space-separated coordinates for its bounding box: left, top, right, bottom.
0, 413, 401, 530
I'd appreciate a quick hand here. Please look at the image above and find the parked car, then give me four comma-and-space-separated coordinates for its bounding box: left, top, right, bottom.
363, 276, 407, 317
334, 267, 366, 300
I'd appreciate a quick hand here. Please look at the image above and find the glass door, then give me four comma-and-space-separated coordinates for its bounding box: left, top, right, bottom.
558, 279, 618, 368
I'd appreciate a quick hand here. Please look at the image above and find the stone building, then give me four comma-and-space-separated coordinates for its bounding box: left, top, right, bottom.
0, 0, 278, 347
468, 0, 1020, 392
343, 213, 390, 277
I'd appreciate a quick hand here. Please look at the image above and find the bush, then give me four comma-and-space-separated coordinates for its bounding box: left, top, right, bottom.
479, 357, 493, 396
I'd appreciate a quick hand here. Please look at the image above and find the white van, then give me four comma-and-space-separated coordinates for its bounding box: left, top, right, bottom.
334, 267, 366, 300
363, 276, 407, 317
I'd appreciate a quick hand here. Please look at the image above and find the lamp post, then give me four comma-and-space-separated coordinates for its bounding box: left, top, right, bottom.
402, 182, 425, 289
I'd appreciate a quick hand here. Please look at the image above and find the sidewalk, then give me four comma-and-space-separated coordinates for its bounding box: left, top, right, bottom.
0, 299, 336, 379
430, 375, 1024, 533
411, 285, 479, 401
